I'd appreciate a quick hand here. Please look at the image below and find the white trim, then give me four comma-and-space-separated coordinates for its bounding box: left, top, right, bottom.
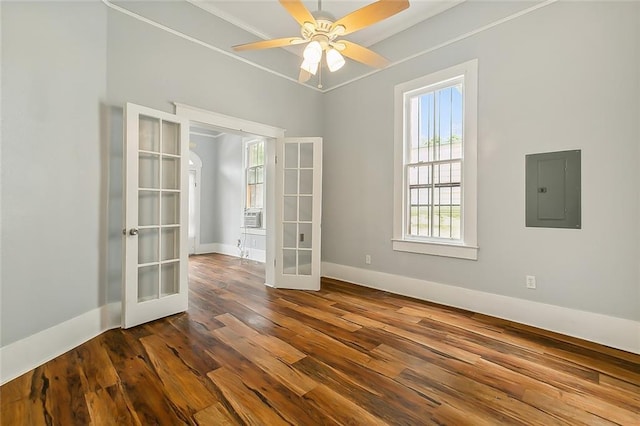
195, 242, 217, 255
321, 262, 640, 355
175, 103, 285, 139
194, 243, 265, 263
246, 248, 266, 263
393, 60, 478, 260
190, 130, 224, 139
0, 303, 121, 386
240, 227, 266, 236
185, 0, 273, 42
392, 239, 478, 260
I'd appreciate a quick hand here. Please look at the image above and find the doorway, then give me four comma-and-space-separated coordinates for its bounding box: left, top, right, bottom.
175, 103, 285, 287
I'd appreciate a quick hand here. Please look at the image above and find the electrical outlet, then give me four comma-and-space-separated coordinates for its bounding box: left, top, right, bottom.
526, 275, 536, 289
365, 255, 371, 265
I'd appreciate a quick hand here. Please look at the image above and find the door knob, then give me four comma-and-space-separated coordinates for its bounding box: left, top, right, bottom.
129, 228, 139, 236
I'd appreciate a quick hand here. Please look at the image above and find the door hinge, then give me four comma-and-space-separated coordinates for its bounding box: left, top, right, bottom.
275, 155, 278, 164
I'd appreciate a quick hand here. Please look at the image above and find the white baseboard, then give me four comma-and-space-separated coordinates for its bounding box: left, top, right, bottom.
0, 302, 121, 386
196, 243, 264, 263
321, 262, 640, 355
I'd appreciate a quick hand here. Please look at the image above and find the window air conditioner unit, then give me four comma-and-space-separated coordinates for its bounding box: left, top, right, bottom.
244, 209, 262, 228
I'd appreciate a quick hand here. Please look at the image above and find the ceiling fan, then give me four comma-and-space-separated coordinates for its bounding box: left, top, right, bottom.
232, 0, 410, 84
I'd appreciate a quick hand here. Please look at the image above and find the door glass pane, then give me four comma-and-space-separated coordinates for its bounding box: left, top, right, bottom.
162, 157, 180, 190
139, 191, 159, 226
283, 223, 297, 248
284, 170, 298, 195
300, 143, 313, 168
138, 228, 159, 264
138, 265, 159, 302
284, 143, 298, 168
162, 193, 179, 225
283, 249, 297, 275
161, 227, 179, 261
299, 170, 313, 195
161, 261, 179, 296
162, 121, 179, 155
139, 154, 160, 189
299, 196, 312, 221
298, 250, 312, 276
298, 223, 312, 249
284, 196, 297, 221
139, 116, 160, 152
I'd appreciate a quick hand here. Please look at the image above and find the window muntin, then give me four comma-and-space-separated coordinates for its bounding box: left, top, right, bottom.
406, 80, 463, 241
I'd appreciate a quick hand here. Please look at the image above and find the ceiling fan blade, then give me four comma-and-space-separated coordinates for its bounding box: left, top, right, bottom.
279, 0, 317, 27
298, 68, 312, 83
339, 40, 390, 68
331, 0, 409, 36
233, 37, 306, 51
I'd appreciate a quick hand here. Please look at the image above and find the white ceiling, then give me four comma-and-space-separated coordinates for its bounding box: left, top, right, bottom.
188, 0, 463, 48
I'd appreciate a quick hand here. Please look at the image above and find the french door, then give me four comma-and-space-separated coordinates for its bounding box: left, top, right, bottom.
274, 137, 322, 290
123, 103, 189, 328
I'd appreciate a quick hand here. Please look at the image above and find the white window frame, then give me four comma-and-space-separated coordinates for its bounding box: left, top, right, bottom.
242, 137, 266, 234
393, 59, 478, 260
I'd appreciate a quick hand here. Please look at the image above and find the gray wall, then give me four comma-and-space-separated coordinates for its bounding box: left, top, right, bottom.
190, 134, 216, 244
191, 133, 245, 248
321, 1, 640, 321
1, 0, 322, 347
211, 134, 243, 247
1, 1, 108, 346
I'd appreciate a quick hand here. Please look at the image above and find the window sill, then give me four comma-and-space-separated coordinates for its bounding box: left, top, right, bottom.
240, 227, 266, 236
392, 239, 478, 260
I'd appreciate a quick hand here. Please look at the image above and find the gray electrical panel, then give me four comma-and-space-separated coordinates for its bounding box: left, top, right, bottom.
525, 150, 581, 229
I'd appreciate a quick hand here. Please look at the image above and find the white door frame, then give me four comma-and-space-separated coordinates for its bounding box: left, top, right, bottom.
174, 103, 285, 287
188, 151, 202, 255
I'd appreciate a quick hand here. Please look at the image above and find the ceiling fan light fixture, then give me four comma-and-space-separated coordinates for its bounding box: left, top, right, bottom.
326, 48, 345, 72
300, 58, 319, 75
303, 41, 323, 63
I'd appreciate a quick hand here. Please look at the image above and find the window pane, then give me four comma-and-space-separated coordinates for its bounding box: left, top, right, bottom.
418, 188, 430, 206
255, 184, 264, 208
256, 166, 264, 184
408, 166, 418, 185
248, 168, 256, 184
410, 188, 418, 205
418, 165, 429, 185
257, 142, 264, 165
409, 206, 418, 235
451, 161, 462, 183
452, 186, 461, 205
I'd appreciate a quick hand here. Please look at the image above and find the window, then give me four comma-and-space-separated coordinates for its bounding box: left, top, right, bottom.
393, 60, 478, 260
244, 139, 265, 228
246, 139, 265, 210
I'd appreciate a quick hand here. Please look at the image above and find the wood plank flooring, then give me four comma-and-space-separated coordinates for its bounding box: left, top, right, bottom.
2, 253, 639, 425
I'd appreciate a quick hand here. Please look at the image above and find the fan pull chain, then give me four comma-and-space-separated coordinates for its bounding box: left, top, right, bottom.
318, 62, 323, 89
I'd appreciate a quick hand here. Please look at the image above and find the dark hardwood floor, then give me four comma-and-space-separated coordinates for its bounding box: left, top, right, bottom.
2, 253, 639, 425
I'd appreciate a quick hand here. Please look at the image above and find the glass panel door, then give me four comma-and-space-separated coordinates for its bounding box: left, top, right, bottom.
123, 103, 189, 328
275, 137, 322, 290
